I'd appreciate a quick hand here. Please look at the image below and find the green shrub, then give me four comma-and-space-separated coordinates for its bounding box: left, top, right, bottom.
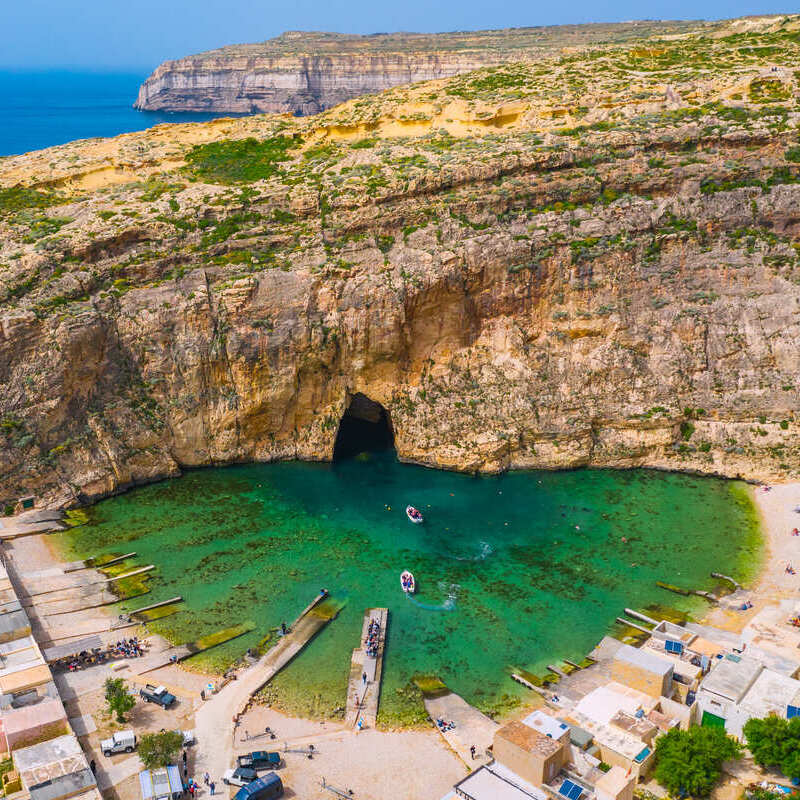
104, 677, 135, 722
786, 147, 800, 163
138, 731, 184, 770
748, 78, 791, 104
184, 136, 300, 184
653, 726, 741, 797
744, 716, 800, 780
0, 187, 61, 215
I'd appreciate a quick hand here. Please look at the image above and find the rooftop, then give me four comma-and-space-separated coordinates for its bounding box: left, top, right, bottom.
496, 721, 563, 758
609, 711, 657, 740
455, 762, 547, 800
614, 644, 673, 677
738, 668, 800, 719
572, 683, 655, 727
1, 697, 66, 737
523, 710, 570, 740
13, 734, 89, 790
594, 767, 632, 797
700, 655, 763, 703
29, 768, 96, 800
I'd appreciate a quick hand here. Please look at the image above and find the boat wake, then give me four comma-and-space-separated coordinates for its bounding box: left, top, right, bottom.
405, 581, 459, 612
449, 540, 493, 562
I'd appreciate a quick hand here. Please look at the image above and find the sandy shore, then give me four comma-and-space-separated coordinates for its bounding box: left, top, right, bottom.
702, 482, 800, 633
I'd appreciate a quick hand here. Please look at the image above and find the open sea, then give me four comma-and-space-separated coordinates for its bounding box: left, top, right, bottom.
0, 71, 238, 158
55, 452, 762, 725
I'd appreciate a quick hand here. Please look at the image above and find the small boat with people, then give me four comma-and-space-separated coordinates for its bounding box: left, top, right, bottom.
406, 505, 424, 524
401, 570, 416, 594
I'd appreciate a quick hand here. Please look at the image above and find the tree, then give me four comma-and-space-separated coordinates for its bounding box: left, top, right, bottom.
654, 725, 742, 798
138, 731, 184, 770
104, 677, 135, 723
744, 716, 800, 780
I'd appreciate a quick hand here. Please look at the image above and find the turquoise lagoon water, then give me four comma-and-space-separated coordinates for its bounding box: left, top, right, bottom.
57, 453, 761, 725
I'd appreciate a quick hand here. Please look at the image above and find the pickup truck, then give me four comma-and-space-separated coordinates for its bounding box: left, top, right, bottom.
139, 684, 176, 708
222, 767, 258, 787
101, 730, 136, 756
236, 752, 283, 770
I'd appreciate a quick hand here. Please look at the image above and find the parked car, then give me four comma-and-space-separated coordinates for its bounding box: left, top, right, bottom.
236, 752, 282, 770
101, 730, 137, 756
140, 684, 176, 708
177, 729, 195, 746
222, 767, 258, 787
233, 774, 283, 800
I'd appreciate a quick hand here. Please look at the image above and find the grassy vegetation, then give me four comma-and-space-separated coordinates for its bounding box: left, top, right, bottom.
184, 135, 301, 184
0, 186, 62, 215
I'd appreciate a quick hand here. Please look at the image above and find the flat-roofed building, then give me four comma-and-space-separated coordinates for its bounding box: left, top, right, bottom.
522, 711, 571, 747
696, 655, 763, 731
13, 734, 91, 792
0, 608, 32, 645
453, 762, 548, 800
0, 697, 68, 753
493, 720, 567, 787
611, 645, 673, 698
697, 660, 800, 738
594, 767, 635, 800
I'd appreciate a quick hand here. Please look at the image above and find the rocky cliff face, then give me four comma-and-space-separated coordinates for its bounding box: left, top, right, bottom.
3, 16, 800, 508
135, 52, 502, 115
133, 22, 712, 115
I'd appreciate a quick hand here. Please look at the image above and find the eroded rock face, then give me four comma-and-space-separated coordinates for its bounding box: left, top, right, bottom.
4, 20, 800, 507
133, 22, 714, 115
135, 53, 500, 115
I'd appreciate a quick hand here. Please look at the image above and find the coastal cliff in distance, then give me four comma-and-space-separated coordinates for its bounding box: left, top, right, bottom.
134, 23, 711, 115
3, 14, 800, 509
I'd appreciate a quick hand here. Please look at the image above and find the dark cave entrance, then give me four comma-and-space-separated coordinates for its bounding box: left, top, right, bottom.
332, 393, 394, 461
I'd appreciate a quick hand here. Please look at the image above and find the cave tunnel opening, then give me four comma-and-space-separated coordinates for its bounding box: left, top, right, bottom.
332, 393, 395, 462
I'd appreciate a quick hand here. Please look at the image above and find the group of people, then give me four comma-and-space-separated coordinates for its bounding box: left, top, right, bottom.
182, 756, 215, 797
435, 717, 455, 732
364, 618, 381, 658
59, 637, 146, 672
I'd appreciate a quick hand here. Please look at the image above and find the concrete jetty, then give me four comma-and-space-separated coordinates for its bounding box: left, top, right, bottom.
64, 553, 137, 573
0, 509, 66, 539
345, 607, 388, 728
24, 565, 154, 597
192, 591, 341, 787
424, 690, 498, 768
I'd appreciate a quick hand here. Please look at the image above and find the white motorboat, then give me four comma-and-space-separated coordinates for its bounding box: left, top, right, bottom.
406, 505, 424, 524
401, 570, 416, 594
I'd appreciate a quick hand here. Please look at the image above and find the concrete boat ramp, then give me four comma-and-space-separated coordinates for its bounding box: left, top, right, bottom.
424, 690, 498, 767
345, 607, 388, 728
192, 591, 342, 785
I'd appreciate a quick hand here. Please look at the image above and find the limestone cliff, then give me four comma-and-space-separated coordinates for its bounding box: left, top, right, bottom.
134, 22, 711, 115
3, 15, 800, 508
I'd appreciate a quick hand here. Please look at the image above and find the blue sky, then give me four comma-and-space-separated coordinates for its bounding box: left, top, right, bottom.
3, 0, 798, 70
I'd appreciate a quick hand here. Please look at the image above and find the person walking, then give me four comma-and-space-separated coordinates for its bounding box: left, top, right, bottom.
182, 750, 187, 766
470, 744, 476, 760
203, 773, 209, 786
210, 783, 215, 796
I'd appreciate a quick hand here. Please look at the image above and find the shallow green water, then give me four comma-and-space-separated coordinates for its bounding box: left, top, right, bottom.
57, 454, 761, 725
